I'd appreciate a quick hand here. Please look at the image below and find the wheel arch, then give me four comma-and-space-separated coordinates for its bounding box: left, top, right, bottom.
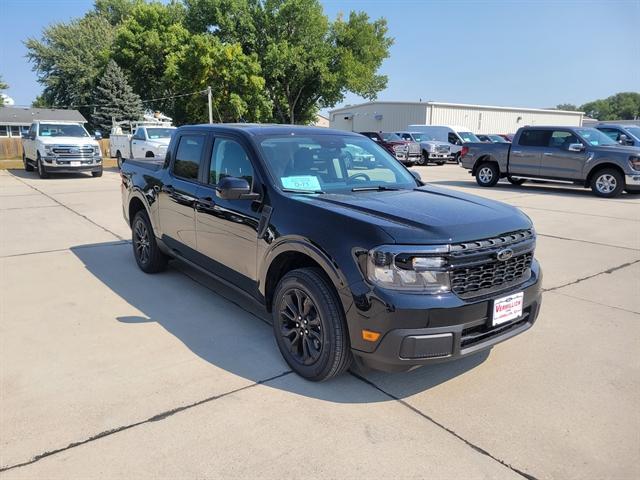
473, 155, 499, 175
586, 162, 625, 187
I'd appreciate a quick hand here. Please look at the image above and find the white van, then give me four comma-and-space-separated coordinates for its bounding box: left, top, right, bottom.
407, 125, 481, 161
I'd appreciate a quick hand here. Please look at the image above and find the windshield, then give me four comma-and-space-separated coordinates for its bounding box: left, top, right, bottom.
258, 134, 418, 193
39, 123, 88, 138
458, 131, 481, 143
381, 132, 403, 142
488, 134, 508, 143
146, 128, 175, 139
625, 127, 640, 139
407, 133, 428, 142
575, 128, 618, 146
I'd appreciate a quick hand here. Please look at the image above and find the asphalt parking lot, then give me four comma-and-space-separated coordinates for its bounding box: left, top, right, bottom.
1, 164, 639, 479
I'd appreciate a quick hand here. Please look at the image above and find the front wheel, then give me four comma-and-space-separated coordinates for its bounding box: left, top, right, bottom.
416, 152, 426, 166
23, 153, 34, 172
272, 268, 352, 381
92, 167, 103, 177
132, 210, 168, 273
36, 154, 49, 179
475, 162, 499, 187
116, 151, 123, 169
591, 168, 624, 198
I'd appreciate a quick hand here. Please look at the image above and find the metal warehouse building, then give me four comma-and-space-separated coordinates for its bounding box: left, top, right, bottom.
329, 101, 584, 134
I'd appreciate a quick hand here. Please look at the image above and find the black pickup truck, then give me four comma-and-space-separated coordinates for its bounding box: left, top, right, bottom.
461, 126, 640, 197
120, 124, 542, 381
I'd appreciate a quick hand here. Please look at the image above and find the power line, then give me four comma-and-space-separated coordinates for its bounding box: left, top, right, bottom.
49, 89, 208, 110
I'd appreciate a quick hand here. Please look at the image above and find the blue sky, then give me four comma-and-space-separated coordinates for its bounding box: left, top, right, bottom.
1, 0, 638, 110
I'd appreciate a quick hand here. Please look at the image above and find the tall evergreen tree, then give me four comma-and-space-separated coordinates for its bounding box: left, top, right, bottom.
92, 60, 144, 133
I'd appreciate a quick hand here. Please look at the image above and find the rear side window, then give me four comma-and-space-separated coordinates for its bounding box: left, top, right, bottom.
518, 130, 552, 147
173, 135, 204, 180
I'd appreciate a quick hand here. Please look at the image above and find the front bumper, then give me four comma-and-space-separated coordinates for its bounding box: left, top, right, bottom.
395, 152, 421, 163
427, 152, 454, 161
625, 173, 640, 187
42, 156, 102, 173
349, 260, 542, 372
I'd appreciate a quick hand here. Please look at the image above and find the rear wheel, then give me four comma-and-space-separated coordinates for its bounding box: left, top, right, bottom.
475, 162, 499, 187
507, 176, 526, 186
591, 168, 624, 198
116, 151, 123, 169
36, 154, 49, 179
272, 268, 352, 381
132, 210, 168, 273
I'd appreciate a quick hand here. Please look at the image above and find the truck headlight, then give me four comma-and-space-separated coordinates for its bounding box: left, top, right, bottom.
366, 247, 450, 293
428, 145, 436, 152
94, 147, 102, 157
44, 145, 54, 155
629, 155, 640, 171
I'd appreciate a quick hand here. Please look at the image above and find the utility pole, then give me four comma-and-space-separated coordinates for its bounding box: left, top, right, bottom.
207, 86, 213, 124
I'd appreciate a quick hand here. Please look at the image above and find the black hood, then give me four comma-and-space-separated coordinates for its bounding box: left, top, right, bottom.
303, 185, 532, 244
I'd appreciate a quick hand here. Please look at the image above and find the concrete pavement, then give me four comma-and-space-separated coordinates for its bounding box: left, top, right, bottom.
1, 165, 638, 479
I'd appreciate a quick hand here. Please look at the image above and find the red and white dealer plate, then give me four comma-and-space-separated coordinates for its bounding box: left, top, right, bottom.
492, 292, 524, 326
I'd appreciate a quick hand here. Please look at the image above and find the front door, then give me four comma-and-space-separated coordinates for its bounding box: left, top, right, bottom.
541, 130, 587, 179
157, 132, 206, 256
130, 128, 146, 159
509, 129, 551, 176
195, 136, 261, 290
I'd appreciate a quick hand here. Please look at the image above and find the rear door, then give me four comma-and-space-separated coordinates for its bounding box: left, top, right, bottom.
509, 129, 551, 176
194, 135, 262, 290
157, 132, 207, 256
541, 129, 586, 179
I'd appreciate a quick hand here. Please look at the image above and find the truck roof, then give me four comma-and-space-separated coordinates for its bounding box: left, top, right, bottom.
181, 123, 362, 137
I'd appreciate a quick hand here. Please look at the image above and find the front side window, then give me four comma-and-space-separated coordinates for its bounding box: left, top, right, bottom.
209, 138, 253, 186
447, 132, 460, 145
173, 134, 204, 180
598, 128, 620, 142
132, 129, 146, 140
549, 130, 580, 149
518, 130, 552, 147
258, 134, 417, 193
38, 123, 89, 137
575, 128, 617, 147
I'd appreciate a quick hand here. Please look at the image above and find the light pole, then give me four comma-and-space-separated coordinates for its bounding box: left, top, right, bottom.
207, 86, 213, 124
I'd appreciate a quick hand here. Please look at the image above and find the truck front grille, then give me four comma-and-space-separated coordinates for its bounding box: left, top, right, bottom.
448, 229, 535, 299
436, 145, 450, 154
408, 143, 421, 154
52, 145, 95, 158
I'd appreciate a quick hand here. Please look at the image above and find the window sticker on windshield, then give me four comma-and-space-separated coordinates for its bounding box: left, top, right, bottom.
281, 175, 321, 191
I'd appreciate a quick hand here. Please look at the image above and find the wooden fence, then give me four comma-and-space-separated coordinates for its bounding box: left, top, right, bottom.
0, 138, 111, 160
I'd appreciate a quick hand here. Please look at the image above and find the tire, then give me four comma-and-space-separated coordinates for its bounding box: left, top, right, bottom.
475, 162, 499, 187
591, 168, 624, 198
272, 268, 352, 381
36, 154, 49, 179
131, 210, 168, 273
416, 152, 426, 166
116, 151, 123, 169
92, 167, 103, 177
507, 176, 526, 186
23, 152, 34, 172
437, 161, 445, 166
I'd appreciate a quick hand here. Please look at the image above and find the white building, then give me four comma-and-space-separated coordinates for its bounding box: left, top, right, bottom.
329, 101, 584, 134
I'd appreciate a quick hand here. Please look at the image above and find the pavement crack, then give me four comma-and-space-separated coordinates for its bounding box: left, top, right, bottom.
536, 233, 639, 251
544, 259, 640, 292
549, 291, 640, 315
350, 372, 539, 480
11, 174, 125, 241
0, 370, 293, 473
0, 240, 130, 259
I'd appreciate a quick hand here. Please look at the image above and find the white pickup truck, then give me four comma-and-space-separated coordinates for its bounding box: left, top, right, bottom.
22, 121, 103, 178
110, 122, 176, 167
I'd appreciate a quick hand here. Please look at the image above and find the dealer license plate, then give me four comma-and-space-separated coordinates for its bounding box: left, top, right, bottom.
492, 292, 524, 326
70, 161, 81, 167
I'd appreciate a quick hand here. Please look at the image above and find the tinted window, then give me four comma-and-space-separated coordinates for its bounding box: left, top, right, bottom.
447, 133, 460, 145
173, 135, 204, 180
549, 130, 579, 148
598, 128, 620, 142
209, 138, 253, 186
518, 130, 552, 147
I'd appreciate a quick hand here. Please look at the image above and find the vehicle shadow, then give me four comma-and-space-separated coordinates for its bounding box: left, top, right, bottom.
71, 241, 490, 403
10, 169, 100, 181
429, 179, 640, 200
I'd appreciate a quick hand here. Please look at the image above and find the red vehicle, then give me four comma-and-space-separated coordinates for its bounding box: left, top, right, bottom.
359, 131, 421, 165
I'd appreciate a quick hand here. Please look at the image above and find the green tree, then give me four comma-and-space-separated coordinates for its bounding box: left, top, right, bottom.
94, 0, 140, 26
25, 15, 115, 120
92, 60, 144, 132
184, 0, 392, 124
556, 103, 578, 111
580, 92, 640, 120
165, 34, 271, 123
0, 75, 8, 106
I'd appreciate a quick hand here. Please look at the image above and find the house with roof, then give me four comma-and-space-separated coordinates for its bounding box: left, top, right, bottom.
0, 107, 86, 138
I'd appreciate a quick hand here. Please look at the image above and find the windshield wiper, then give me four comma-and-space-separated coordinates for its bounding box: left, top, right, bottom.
281, 188, 325, 194
351, 185, 400, 192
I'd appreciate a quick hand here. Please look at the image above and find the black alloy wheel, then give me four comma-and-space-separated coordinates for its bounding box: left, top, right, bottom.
132, 210, 168, 273
278, 288, 323, 366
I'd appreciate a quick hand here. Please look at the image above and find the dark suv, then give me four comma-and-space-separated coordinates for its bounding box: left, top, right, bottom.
121, 125, 542, 381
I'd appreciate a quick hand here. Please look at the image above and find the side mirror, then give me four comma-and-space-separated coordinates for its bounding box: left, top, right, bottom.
216, 176, 259, 200
94, 131, 103, 140
568, 143, 585, 152
619, 134, 633, 145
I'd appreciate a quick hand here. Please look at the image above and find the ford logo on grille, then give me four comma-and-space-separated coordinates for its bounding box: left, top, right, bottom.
496, 248, 514, 261
70, 147, 80, 154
